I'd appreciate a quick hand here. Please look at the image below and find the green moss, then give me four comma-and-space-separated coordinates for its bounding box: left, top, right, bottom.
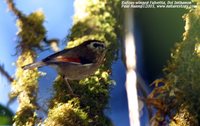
45, 99, 89, 126
16, 10, 46, 52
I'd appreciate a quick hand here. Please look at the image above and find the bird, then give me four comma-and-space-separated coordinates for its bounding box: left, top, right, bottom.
22, 40, 107, 95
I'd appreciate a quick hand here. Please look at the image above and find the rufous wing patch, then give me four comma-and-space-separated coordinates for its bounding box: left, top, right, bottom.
55, 56, 81, 63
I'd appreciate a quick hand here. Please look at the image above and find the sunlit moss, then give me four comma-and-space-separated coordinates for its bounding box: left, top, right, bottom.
45, 98, 89, 126
194, 43, 200, 56
11, 51, 40, 126
169, 104, 197, 126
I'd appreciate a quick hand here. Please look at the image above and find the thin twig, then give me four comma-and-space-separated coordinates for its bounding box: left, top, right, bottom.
0, 64, 13, 82
137, 74, 153, 121
64, 77, 74, 95
43, 38, 60, 52
5, 0, 23, 19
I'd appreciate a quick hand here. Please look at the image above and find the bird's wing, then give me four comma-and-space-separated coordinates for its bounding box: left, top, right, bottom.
43, 48, 71, 61
42, 48, 93, 64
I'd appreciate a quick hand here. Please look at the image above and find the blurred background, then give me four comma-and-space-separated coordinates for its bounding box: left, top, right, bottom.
0, 1, 187, 125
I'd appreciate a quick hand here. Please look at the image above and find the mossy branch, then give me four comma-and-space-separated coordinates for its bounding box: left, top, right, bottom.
44, 0, 121, 126
6, 0, 46, 125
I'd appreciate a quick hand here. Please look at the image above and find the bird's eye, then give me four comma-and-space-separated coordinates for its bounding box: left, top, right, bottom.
92, 42, 105, 48
93, 43, 100, 48
87, 41, 106, 51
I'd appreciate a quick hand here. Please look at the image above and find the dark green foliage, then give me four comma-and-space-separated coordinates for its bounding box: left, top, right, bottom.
149, 3, 200, 126
0, 104, 13, 125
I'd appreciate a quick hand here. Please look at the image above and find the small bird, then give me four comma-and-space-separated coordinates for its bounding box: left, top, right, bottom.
22, 40, 106, 94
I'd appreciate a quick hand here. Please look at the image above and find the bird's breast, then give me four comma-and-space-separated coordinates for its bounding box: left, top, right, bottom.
56, 62, 100, 80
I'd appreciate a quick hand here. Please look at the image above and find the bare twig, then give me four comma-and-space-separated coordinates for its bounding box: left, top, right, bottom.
137, 74, 149, 99
0, 64, 13, 82
5, 0, 23, 18
137, 74, 153, 120
64, 77, 74, 95
43, 38, 60, 52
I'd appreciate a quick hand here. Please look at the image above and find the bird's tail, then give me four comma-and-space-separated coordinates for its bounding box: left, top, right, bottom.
22, 61, 46, 70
